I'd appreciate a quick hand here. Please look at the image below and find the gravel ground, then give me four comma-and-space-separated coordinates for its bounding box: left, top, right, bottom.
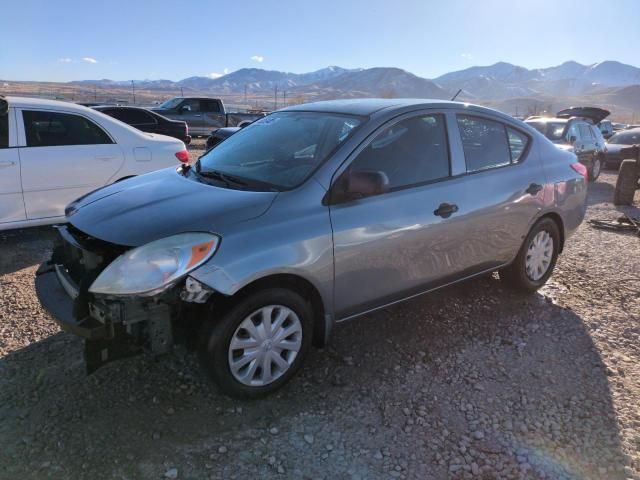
0, 150, 639, 479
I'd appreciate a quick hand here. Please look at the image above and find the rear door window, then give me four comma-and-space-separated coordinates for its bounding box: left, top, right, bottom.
22, 110, 113, 147
201, 100, 221, 113
456, 115, 511, 172
0, 112, 8, 148
105, 108, 156, 125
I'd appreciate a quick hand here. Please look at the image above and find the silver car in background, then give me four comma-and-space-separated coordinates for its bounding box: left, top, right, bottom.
36, 99, 588, 398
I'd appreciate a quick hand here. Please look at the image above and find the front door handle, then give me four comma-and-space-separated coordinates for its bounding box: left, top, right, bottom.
0, 160, 16, 168
526, 183, 543, 195
434, 202, 459, 218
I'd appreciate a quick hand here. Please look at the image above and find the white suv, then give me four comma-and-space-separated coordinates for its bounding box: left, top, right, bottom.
0, 96, 188, 231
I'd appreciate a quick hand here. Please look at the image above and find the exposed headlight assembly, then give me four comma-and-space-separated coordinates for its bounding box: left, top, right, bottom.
89, 233, 219, 296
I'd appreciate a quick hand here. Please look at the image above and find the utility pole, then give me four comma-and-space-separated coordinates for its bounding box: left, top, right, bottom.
94, 85, 97, 102
131, 80, 136, 105
180, 86, 184, 96
283, 90, 286, 107
274, 85, 278, 110
244, 84, 247, 105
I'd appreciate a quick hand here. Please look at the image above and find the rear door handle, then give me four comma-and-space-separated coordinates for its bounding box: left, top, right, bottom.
434, 202, 459, 218
526, 183, 543, 195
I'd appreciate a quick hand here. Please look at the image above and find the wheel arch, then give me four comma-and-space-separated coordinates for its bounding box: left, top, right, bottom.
211, 273, 332, 348
537, 211, 565, 253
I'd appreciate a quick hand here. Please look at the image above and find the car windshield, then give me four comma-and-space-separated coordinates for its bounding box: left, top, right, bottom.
608, 130, 640, 145
527, 121, 566, 141
158, 98, 183, 109
195, 112, 362, 190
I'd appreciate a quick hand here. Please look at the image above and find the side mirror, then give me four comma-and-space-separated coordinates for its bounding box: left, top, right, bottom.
331, 169, 389, 204
0, 96, 8, 116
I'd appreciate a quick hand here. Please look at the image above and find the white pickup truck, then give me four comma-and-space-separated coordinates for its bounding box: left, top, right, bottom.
0, 96, 188, 231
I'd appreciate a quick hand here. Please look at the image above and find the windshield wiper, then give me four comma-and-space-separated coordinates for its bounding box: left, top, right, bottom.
197, 169, 248, 188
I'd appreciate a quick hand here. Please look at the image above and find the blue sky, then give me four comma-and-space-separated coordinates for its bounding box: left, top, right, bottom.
2, 0, 639, 82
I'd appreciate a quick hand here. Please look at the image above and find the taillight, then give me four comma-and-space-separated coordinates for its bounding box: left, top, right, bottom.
570, 162, 588, 181
175, 150, 190, 163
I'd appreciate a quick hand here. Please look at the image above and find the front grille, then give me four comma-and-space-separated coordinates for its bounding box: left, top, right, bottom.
53, 225, 126, 288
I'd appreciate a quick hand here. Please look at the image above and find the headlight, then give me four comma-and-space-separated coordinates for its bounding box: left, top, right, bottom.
89, 233, 219, 296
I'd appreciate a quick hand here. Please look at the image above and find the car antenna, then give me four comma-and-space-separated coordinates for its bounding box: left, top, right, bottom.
450, 89, 463, 102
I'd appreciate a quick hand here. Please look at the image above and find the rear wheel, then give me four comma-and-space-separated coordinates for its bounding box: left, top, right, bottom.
613, 159, 639, 206
198, 288, 313, 399
502, 218, 560, 292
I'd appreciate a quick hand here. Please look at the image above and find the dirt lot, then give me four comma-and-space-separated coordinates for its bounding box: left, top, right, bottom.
0, 160, 639, 479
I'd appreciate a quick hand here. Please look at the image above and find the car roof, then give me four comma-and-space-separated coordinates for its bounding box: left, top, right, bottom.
281, 98, 505, 117
5, 96, 96, 114
525, 117, 569, 124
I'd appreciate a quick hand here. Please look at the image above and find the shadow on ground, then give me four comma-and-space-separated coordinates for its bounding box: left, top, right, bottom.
0, 274, 628, 479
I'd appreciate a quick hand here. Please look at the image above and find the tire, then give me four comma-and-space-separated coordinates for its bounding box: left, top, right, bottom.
198, 288, 313, 399
613, 159, 639, 206
501, 217, 560, 292
588, 156, 601, 182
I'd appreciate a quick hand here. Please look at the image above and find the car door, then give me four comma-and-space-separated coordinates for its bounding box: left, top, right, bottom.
0, 107, 26, 224
18, 108, 124, 220
201, 99, 226, 132
177, 99, 203, 135
451, 113, 546, 269
330, 111, 476, 319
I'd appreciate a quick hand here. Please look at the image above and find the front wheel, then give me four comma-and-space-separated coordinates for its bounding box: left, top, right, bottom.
501, 218, 560, 292
198, 288, 313, 399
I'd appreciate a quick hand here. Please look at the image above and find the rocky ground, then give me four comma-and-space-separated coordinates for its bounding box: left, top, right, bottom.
0, 155, 639, 479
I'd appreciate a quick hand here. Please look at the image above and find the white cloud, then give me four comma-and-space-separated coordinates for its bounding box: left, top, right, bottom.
461, 53, 473, 60
58, 58, 72, 63
223, 67, 229, 74
250, 55, 264, 63
82, 57, 98, 64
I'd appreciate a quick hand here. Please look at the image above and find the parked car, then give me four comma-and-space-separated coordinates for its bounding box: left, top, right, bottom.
151, 97, 266, 136
205, 126, 240, 150
525, 107, 609, 181
93, 106, 191, 144
604, 128, 640, 169
35, 99, 587, 398
0, 96, 188, 231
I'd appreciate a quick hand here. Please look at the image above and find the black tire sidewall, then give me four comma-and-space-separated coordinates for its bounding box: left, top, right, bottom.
504, 218, 560, 292
198, 288, 313, 399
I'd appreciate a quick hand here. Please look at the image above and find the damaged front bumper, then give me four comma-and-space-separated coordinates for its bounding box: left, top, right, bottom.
34, 225, 193, 373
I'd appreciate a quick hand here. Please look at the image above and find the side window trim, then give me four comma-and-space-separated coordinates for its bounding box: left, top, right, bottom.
329, 109, 454, 201
19, 108, 115, 147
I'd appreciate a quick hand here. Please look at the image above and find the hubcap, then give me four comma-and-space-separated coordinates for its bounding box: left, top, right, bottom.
228, 305, 302, 387
525, 230, 554, 281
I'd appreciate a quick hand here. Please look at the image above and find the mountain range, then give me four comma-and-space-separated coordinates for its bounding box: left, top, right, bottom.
69, 60, 640, 101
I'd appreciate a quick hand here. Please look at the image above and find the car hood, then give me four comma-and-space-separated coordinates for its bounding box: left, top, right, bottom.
604, 144, 628, 154
66, 168, 277, 247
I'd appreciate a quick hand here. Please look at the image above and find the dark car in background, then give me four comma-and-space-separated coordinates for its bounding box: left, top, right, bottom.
151, 97, 266, 136
525, 107, 609, 181
205, 126, 240, 150
604, 128, 640, 169
93, 106, 191, 144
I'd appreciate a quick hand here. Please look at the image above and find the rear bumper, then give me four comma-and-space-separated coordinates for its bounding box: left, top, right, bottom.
35, 262, 108, 340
